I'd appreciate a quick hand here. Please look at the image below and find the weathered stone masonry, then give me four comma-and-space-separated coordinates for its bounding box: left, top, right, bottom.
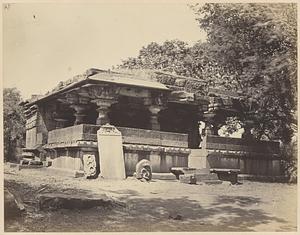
21, 68, 282, 177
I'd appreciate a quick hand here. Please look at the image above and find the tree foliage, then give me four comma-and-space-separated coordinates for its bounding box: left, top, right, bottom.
3, 88, 26, 161
120, 3, 297, 143
193, 3, 297, 142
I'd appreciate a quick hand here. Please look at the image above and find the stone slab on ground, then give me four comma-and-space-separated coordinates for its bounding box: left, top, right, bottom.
179, 173, 222, 185
152, 173, 177, 180
38, 193, 125, 210
44, 167, 85, 178
170, 167, 210, 179
4, 163, 297, 232
238, 174, 289, 183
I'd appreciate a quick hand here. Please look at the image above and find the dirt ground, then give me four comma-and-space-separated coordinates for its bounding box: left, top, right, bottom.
4, 164, 297, 232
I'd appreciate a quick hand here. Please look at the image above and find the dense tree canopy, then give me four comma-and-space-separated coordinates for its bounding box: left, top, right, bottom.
3, 88, 26, 161
193, 3, 297, 142
120, 3, 297, 143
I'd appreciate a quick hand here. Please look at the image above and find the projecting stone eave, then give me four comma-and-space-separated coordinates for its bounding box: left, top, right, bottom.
25, 69, 173, 106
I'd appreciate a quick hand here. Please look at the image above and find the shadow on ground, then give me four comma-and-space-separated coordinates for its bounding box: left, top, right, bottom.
4, 179, 291, 232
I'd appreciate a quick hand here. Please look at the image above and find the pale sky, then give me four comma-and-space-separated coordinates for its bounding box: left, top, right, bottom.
3, 1, 206, 99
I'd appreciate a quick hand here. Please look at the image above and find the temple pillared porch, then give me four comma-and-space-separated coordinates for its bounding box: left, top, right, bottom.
21, 69, 283, 178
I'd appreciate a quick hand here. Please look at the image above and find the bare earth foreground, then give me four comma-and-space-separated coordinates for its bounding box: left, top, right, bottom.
4, 164, 297, 232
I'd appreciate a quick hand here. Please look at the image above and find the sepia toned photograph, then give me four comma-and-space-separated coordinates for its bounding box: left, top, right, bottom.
2, 1, 298, 233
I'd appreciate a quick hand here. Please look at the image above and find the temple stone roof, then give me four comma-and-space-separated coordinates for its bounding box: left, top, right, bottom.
88, 71, 169, 91
27, 68, 209, 104
26, 68, 243, 107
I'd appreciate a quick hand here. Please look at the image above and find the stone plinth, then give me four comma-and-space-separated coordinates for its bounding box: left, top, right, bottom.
97, 124, 126, 179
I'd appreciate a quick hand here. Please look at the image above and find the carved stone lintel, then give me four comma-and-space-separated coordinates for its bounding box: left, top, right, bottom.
87, 86, 118, 99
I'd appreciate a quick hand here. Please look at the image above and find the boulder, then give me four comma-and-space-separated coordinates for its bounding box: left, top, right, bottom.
4, 189, 25, 219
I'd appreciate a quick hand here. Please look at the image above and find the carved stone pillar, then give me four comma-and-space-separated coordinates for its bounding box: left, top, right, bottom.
143, 95, 166, 131
70, 104, 89, 125
203, 112, 219, 136
65, 92, 91, 125
148, 105, 162, 131
91, 99, 117, 125
242, 119, 254, 139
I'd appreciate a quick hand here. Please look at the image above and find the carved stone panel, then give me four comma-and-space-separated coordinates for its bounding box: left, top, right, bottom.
83, 154, 97, 178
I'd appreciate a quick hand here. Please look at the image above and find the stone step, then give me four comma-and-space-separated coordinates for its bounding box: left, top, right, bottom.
179, 173, 222, 185
151, 173, 177, 180
170, 167, 210, 179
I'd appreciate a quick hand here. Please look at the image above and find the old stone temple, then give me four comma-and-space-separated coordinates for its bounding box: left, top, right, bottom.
21, 68, 282, 179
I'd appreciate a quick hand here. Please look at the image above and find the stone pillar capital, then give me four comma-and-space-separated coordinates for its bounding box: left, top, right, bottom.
91, 98, 118, 108
148, 105, 163, 115
146, 104, 166, 131
91, 98, 118, 126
